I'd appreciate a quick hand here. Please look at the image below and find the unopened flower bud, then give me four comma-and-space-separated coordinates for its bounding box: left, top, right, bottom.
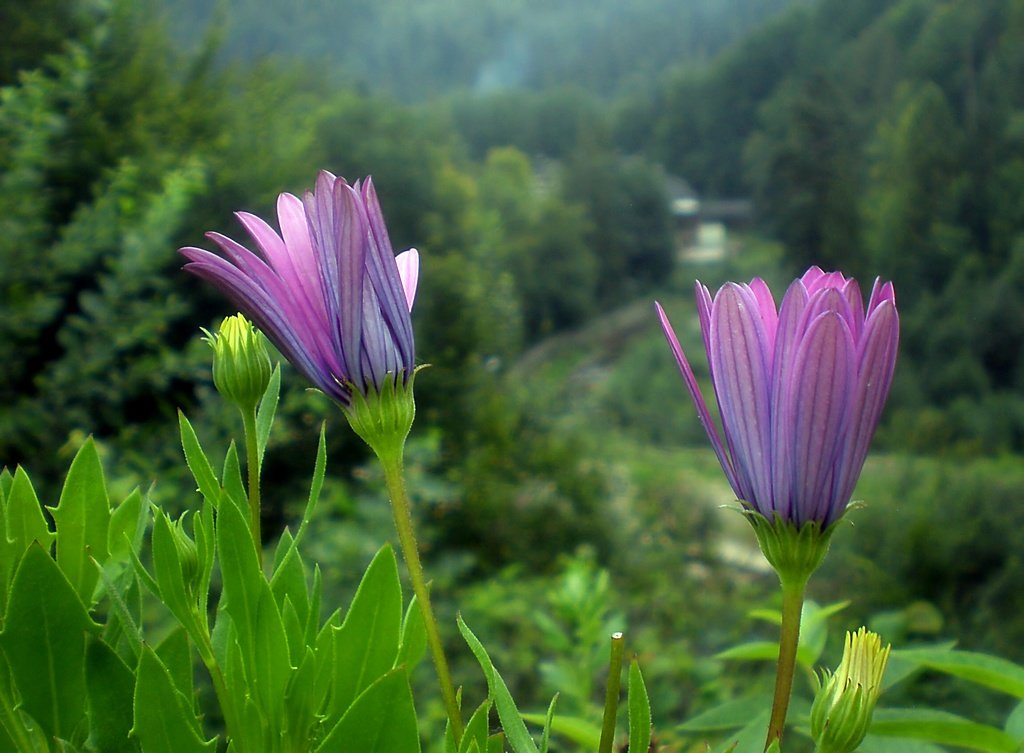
810, 627, 891, 753
205, 314, 272, 412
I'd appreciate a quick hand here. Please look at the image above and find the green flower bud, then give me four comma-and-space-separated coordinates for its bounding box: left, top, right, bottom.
204, 314, 272, 412
811, 627, 891, 753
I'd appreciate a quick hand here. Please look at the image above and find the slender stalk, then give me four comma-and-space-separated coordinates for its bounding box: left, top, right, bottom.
764, 579, 807, 751
380, 453, 464, 744
241, 407, 262, 566
598, 632, 626, 753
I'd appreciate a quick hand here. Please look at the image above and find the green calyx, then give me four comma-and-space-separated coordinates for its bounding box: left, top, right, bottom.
743, 510, 838, 589
343, 368, 419, 464
204, 314, 272, 413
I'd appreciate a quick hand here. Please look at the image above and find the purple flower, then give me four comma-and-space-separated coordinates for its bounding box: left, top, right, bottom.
656, 267, 899, 528
181, 171, 419, 407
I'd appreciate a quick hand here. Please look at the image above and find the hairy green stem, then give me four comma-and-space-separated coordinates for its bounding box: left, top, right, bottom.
598, 632, 626, 753
241, 407, 262, 566
381, 453, 464, 744
765, 579, 807, 751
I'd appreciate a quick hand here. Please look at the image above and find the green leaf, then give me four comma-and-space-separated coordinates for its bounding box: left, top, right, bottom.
255, 363, 281, 459
0, 468, 12, 500
178, 411, 221, 508
460, 700, 493, 753
858, 734, 945, 753
270, 423, 327, 592
48, 437, 111, 605
316, 667, 420, 753
252, 582, 292, 725
330, 545, 403, 718
156, 628, 195, 702
0, 544, 98, 740
221, 443, 248, 517
726, 709, 771, 753
271, 529, 309, 630
216, 489, 263, 655
151, 512, 197, 631
107, 488, 144, 563
132, 646, 216, 753
458, 614, 539, 753
870, 708, 1019, 753
628, 660, 652, 753
487, 733, 506, 753
5, 468, 55, 554
1005, 699, 1024, 739
678, 695, 771, 732
85, 639, 140, 753
894, 648, 1024, 698
397, 593, 428, 672
540, 694, 558, 753
521, 712, 600, 750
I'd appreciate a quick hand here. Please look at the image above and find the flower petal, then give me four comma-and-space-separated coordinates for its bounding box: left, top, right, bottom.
789, 311, 855, 526
656, 302, 740, 496
709, 283, 773, 511
396, 248, 420, 312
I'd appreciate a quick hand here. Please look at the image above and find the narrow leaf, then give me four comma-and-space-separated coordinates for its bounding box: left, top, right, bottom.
178, 411, 220, 508
628, 661, 652, 753
255, 363, 281, 459
894, 648, 1024, 699
870, 708, 1019, 753
458, 614, 539, 753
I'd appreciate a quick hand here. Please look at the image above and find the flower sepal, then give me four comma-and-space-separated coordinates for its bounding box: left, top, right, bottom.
744, 508, 838, 589
343, 368, 421, 464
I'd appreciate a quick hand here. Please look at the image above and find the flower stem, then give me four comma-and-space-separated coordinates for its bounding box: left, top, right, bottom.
598, 632, 626, 753
765, 578, 807, 751
380, 452, 464, 744
241, 407, 262, 567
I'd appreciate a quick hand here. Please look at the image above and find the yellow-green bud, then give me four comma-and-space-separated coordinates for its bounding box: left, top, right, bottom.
204, 314, 272, 412
810, 627, 891, 753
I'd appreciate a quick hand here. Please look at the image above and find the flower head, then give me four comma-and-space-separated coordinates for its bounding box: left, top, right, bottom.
181, 171, 419, 408
810, 627, 891, 753
656, 267, 898, 528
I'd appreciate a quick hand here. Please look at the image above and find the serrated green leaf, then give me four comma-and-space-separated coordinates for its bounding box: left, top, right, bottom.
316, 667, 420, 753
156, 628, 195, 703
629, 661, 651, 753
0, 545, 98, 740
85, 638, 140, 753
49, 437, 110, 605
255, 363, 281, 459
894, 648, 1024, 698
397, 593, 428, 671
107, 488, 144, 562
151, 512, 197, 631
178, 411, 220, 508
271, 529, 309, 630
253, 582, 292, 725
133, 647, 216, 753
216, 490, 263, 656
331, 546, 402, 718
870, 708, 1018, 753
677, 695, 772, 732
458, 614, 539, 753
221, 443, 248, 518
5, 466, 55, 555
270, 423, 327, 592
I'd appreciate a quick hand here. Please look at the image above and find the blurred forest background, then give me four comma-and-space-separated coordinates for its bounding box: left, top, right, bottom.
4, 0, 1024, 745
